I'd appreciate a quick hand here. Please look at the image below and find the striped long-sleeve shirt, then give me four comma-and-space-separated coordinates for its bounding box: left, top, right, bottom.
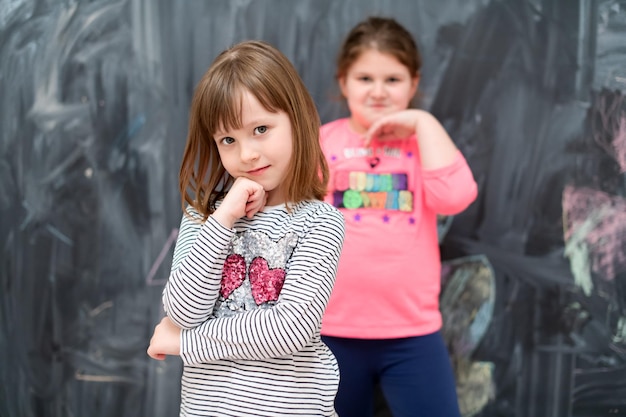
162, 200, 345, 417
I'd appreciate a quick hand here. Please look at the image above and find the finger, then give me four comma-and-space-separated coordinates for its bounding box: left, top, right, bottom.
245, 207, 259, 218
251, 185, 265, 199
246, 187, 267, 217
364, 121, 387, 146
246, 187, 265, 204
245, 199, 264, 218
363, 128, 378, 146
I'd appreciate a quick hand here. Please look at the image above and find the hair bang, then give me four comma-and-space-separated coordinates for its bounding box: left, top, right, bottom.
203, 75, 245, 136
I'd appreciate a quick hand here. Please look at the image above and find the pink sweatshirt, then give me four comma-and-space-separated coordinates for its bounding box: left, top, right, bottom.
320, 118, 478, 339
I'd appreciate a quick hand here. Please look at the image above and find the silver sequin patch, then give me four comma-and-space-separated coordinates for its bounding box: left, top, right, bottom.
213, 230, 298, 318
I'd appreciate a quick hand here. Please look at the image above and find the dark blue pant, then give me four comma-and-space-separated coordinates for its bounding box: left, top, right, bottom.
322, 331, 461, 417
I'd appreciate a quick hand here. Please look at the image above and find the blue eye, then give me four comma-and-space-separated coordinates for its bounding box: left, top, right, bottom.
254, 126, 268, 135
221, 137, 235, 145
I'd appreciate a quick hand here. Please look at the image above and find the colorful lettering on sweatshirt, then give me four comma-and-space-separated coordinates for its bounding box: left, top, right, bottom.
332, 171, 413, 212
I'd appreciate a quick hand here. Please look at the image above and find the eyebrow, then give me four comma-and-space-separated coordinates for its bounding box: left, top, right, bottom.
244, 118, 269, 127
214, 118, 272, 137
353, 70, 406, 77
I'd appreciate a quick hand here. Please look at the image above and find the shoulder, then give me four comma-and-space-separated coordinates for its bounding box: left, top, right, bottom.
182, 206, 204, 223
320, 118, 350, 141
293, 200, 345, 233
295, 200, 343, 219
177, 206, 204, 233
171, 207, 205, 268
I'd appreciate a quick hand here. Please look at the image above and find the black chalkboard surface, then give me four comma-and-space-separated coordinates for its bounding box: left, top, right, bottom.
1, 1, 624, 416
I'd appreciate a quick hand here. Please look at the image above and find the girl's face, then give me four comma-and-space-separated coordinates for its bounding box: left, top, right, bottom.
214, 90, 293, 206
339, 49, 419, 134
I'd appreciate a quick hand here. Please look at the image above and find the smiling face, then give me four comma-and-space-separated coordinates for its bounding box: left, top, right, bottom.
214, 90, 293, 206
340, 49, 419, 134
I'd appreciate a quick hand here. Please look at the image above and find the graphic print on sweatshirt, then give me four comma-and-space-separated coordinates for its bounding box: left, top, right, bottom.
332, 170, 413, 211
329, 144, 414, 212
213, 229, 298, 318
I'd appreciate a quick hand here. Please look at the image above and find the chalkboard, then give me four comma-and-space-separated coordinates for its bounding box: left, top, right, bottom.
1, 1, 624, 416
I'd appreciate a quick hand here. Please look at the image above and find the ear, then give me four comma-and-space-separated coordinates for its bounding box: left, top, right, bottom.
339, 76, 348, 98
410, 72, 420, 97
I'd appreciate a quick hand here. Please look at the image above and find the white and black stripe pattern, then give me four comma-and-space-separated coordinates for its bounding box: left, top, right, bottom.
162, 200, 345, 416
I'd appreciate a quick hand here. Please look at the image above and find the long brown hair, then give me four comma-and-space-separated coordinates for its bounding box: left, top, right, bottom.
179, 40, 328, 219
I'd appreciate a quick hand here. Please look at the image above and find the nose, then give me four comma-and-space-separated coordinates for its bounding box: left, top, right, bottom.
239, 141, 260, 162
371, 81, 387, 98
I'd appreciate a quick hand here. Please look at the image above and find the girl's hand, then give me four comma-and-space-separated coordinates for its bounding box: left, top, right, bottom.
363, 109, 422, 146
213, 177, 267, 228
147, 316, 182, 360
365, 109, 459, 169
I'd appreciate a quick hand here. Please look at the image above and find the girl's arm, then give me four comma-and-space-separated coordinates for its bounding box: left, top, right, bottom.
421, 154, 478, 215
162, 214, 234, 329
179, 208, 345, 364
163, 177, 266, 330
364, 109, 459, 169
412, 110, 477, 212
365, 109, 477, 213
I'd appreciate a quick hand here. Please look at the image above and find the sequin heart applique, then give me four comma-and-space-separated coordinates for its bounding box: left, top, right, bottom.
221, 254, 246, 299
249, 257, 286, 305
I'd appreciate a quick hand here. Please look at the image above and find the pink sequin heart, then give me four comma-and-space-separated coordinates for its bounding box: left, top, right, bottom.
249, 257, 286, 304
221, 254, 246, 299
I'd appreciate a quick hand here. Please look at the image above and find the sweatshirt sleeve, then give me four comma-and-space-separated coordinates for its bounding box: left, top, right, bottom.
422, 150, 478, 215
179, 208, 345, 364
162, 214, 235, 330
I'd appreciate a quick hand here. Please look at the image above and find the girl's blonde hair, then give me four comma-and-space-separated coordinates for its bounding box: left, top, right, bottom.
179, 40, 328, 219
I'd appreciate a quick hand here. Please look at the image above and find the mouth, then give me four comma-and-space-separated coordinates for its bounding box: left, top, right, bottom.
247, 165, 270, 176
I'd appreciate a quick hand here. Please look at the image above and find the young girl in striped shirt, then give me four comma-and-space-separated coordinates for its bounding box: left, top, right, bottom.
147, 40, 345, 417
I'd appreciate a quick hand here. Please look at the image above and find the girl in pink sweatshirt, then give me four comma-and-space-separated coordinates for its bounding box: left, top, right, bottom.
320, 17, 478, 417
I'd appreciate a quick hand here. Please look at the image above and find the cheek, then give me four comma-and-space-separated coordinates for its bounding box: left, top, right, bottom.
282, 141, 294, 164
347, 92, 363, 104
393, 86, 415, 104
217, 150, 237, 174
346, 92, 368, 112
397, 95, 413, 107
342, 81, 365, 101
